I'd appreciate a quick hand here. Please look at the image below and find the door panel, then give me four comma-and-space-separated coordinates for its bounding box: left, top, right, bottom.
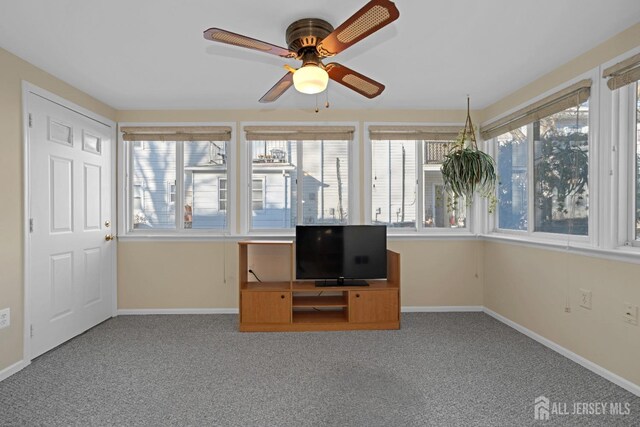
50, 252, 73, 319
241, 291, 291, 324
83, 248, 102, 306
29, 93, 114, 358
50, 156, 74, 232
349, 290, 399, 323
84, 163, 102, 230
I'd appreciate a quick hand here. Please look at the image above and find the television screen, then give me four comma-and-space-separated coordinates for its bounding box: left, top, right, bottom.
295, 225, 387, 283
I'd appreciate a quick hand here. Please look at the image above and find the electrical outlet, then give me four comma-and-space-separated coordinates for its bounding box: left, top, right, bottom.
0, 308, 10, 329
579, 289, 592, 310
623, 303, 638, 325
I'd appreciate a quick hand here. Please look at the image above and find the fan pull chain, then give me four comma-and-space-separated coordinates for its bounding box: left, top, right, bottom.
325, 87, 330, 109
315, 93, 319, 113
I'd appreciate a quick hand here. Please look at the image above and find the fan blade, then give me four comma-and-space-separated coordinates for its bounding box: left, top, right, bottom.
316, 0, 399, 57
325, 63, 385, 98
259, 73, 294, 103
204, 28, 296, 59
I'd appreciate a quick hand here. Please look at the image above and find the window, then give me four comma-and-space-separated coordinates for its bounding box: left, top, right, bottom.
484, 79, 591, 237
604, 53, 640, 246
497, 126, 528, 230
122, 126, 232, 232
371, 140, 417, 227
533, 103, 589, 235
368, 126, 465, 230
131, 140, 176, 229
184, 140, 228, 229
245, 126, 354, 231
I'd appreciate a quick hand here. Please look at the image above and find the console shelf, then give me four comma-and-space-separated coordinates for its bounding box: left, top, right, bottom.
238, 241, 400, 332
292, 311, 349, 324
292, 295, 348, 308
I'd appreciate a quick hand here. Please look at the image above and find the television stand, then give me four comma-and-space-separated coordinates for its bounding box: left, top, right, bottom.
238, 241, 400, 332
315, 279, 369, 287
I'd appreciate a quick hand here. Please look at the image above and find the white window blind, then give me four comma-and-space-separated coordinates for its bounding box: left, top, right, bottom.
244, 126, 355, 141
369, 125, 460, 141
603, 53, 640, 91
121, 126, 232, 142
480, 79, 591, 140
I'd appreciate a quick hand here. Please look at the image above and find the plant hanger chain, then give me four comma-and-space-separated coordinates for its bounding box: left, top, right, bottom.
462, 96, 477, 149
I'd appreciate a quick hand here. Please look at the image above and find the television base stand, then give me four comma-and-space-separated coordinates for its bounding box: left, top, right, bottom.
315, 279, 369, 287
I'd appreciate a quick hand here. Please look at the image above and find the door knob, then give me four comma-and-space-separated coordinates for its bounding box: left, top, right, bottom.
105, 234, 115, 241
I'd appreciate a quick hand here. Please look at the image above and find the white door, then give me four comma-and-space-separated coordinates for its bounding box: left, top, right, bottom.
28, 92, 114, 358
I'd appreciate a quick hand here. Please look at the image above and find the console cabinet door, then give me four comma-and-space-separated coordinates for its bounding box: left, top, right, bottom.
349, 290, 399, 323
241, 291, 291, 324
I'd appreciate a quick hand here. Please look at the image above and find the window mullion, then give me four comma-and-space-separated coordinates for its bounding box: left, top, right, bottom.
527, 123, 535, 236
626, 84, 638, 244
296, 140, 303, 225
416, 140, 424, 231
176, 141, 185, 230
127, 140, 134, 232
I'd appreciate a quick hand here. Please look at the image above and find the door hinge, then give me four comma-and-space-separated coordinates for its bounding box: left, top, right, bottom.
30, 324, 34, 338
28, 113, 33, 128
29, 218, 34, 233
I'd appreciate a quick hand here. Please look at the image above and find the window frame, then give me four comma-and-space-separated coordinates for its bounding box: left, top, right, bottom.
118, 122, 236, 238
608, 67, 640, 249
240, 122, 359, 235
486, 69, 600, 246
364, 122, 474, 235
629, 82, 640, 246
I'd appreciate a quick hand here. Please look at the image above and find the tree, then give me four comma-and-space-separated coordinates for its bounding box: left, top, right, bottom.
533, 118, 589, 234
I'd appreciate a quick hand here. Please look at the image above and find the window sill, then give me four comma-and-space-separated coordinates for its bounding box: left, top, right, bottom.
386, 229, 477, 240
484, 233, 640, 264
118, 232, 237, 242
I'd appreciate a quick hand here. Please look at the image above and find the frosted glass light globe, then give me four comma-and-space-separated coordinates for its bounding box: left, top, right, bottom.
293, 65, 329, 94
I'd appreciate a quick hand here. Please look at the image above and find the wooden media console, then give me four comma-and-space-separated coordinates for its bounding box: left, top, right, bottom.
238, 241, 400, 332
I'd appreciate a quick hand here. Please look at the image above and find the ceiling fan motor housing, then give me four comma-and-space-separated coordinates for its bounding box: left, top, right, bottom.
286, 18, 335, 61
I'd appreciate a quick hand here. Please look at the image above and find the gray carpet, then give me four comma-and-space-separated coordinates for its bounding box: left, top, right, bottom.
0, 313, 638, 426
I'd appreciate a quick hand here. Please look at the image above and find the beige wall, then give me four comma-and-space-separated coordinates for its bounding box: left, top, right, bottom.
484, 241, 640, 386
0, 47, 116, 371
480, 22, 640, 122
118, 241, 238, 309
117, 239, 484, 310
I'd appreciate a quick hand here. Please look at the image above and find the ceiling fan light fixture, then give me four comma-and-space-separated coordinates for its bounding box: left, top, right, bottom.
293, 65, 329, 94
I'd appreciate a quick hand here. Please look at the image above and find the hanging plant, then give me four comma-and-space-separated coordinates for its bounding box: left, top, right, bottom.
441, 97, 497, 213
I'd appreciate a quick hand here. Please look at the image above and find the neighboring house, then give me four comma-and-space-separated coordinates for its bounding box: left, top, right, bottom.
133, 140, 228, 229
371, 140, 461, 228
132, 138, 462, 230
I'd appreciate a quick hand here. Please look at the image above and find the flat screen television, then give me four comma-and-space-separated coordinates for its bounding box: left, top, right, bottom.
295, 225, 387, 286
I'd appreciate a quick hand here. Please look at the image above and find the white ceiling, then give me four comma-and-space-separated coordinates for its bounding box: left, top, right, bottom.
1, 0, 639, 110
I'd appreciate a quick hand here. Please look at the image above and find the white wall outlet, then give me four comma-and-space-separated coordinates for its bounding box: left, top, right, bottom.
0, 308, 10, 329
623, 303, 638, 325
579, 289, 592, 310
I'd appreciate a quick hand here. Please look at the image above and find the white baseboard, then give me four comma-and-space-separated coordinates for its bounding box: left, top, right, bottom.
402, 305, 483, 312
119, 307, 482, 315
483, 307, 640, 397
117, 308, 239, 315
0, 360, 29, 382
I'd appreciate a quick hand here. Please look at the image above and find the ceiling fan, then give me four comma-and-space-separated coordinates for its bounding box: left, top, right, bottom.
203, 0, 399, 103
